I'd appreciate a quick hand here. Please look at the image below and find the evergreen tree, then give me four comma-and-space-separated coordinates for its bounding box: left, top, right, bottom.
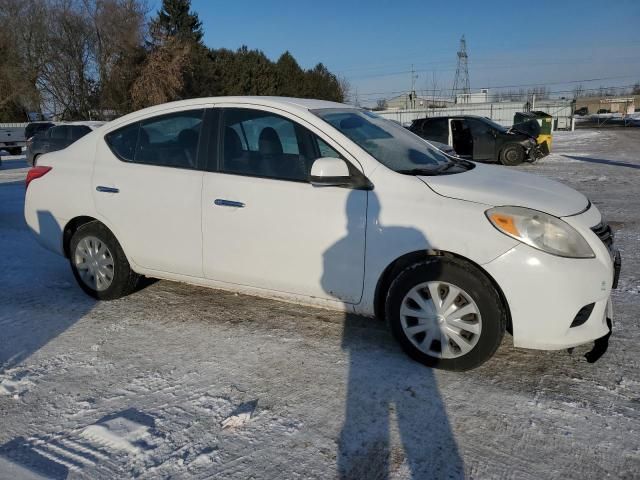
148, 0, 208, 100
151, 0, 203, 44
275, 51, 304, 97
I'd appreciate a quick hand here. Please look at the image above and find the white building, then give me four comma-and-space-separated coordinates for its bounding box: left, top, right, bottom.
455, 89, 489, 104
384, 93, 453, 110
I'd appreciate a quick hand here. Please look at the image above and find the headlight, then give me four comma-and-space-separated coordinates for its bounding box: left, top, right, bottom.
486, 206, 594, 258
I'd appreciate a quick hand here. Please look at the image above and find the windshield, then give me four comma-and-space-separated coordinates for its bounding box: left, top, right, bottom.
482, 117, 508, 132
312, 108, 454, 173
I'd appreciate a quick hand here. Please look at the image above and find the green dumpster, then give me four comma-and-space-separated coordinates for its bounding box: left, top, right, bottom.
513, 111, 553, 154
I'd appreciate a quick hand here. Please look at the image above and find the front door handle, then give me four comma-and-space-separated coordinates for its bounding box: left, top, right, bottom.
214, 199, 245, 208
96, 186, 119, 193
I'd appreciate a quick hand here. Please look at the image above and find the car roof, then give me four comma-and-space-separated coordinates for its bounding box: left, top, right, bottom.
64, 121, 106, 129
107, 96, 349, 127
419, 115, 486, 121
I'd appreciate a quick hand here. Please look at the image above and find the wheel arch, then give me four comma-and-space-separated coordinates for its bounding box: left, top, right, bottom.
373, 249, 512, 333
63, 216, 99, 257
63, 215, 140, 274
498, 142, 525, 160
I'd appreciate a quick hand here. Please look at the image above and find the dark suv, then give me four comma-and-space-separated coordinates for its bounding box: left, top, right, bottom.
27, 122, 103, 166
408, 115, 544, 165
25, 121, 56, 141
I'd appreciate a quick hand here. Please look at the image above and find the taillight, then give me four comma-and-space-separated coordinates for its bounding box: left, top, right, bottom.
26, 166, 52, 189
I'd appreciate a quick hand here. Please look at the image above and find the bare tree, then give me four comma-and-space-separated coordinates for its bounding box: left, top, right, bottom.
36, 0, 95, 119
337, 76, 351, 104
131, 37, 190, 109
83, 0, 148, 115
0, 0, 48, 118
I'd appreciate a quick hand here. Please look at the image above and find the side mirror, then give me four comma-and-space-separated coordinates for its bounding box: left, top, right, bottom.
310, 157, 351, 187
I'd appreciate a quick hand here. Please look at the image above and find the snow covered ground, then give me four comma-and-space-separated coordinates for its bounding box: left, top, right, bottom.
1, 130, 639, 479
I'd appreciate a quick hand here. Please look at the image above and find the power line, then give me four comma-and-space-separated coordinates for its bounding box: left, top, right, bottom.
353, 78, 639, 98
337, 54, 640, 78
333, 44, 640, 75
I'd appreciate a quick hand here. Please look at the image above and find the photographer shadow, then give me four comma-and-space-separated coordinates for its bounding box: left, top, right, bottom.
322, 190, 464, 479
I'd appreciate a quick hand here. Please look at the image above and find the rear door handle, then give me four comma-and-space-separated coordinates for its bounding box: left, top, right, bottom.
214, 199, 245, 208
96, 186, 119, 193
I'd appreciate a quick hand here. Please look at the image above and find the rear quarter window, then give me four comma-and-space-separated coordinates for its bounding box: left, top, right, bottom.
105, 122, 140, 162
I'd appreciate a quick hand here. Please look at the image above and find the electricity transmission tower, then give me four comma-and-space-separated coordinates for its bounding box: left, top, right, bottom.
452, 35, 470, 101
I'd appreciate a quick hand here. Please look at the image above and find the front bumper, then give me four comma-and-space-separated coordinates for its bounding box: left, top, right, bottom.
526, 142, 549, 162
483, 205, 618, 350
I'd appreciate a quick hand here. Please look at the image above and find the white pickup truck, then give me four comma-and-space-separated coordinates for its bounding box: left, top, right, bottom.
0, 126, 26, 157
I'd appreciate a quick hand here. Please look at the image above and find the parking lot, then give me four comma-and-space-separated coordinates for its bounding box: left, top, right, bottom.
1, 129, 639, 479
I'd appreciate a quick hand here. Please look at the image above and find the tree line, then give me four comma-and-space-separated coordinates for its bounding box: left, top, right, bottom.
0, 0, 348, 122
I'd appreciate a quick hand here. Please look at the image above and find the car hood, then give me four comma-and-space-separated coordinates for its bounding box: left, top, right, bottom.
420, 162, 589, 217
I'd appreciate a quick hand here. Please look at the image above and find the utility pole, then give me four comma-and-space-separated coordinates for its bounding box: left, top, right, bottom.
409, 64, 418, 109
452, 35, 471, 103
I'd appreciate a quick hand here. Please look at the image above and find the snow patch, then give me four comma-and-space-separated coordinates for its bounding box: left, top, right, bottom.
221, 400, 258, 430
80, 409, 156, 455
0, 370, 35, 399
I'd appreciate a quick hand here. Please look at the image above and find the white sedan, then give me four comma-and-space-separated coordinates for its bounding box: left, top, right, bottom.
24, 97, 620, 370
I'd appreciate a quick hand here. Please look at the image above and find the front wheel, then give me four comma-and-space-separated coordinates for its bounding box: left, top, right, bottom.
69, 221, 139, 300
499, 144, 525, 166
386, 257, 507, 371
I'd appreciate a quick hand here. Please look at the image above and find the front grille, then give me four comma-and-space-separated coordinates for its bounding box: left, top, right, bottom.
591, 222, 614, 250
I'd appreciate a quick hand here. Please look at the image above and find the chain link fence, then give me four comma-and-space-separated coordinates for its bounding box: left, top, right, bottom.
375, 100, 574, 130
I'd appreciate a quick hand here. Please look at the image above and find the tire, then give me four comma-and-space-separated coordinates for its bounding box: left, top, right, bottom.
69, 221, 139, 300
386, 257, 506, 371
499, 144, 525, 166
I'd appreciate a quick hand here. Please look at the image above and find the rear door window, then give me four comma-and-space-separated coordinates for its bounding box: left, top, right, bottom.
105, 109, 204, 169
137, 110, 203, 169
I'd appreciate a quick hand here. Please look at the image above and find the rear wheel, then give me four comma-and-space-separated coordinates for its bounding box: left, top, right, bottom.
386, 257, 506, 371
69, 221, 139, 300
499, 144, 525, 166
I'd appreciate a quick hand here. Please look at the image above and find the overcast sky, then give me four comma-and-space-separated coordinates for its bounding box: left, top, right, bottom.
152, 0, 640, 102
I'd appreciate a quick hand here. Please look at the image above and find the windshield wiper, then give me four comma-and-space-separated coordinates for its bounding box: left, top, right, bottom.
398, 156, 473, 176
435, 162, 459, 173
396, 167, 440, 176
